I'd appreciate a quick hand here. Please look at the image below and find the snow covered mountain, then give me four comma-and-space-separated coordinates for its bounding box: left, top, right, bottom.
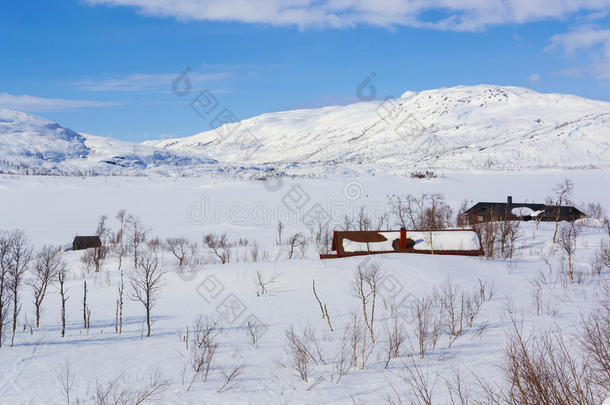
151, 85, 610, 174
0, 108, 223, 176
1, 85, 609, 176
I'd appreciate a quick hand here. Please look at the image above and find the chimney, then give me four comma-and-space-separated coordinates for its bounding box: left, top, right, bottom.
507, 196, 513, 205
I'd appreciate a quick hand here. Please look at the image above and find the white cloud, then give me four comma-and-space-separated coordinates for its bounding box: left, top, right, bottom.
84, 0, 610, 30
72, 71, 230, 92
529, 73, 541, 83
0, 93, 123, 112
548, 26, 610, 79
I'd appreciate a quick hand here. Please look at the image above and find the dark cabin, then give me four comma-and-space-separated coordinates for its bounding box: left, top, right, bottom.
72, 236, 102, 251
464, 196, 586, 225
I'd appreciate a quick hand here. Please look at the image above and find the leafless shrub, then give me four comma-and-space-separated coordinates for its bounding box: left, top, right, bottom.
217, 365, 245, 393
352, 261, 382, 343
580, 305, 610, 390
112, 209, 128, 247
57, 358, 75, 405
255, 270, 277, 296
414, 296, 438, 359
438, 366, 471, 405
499, 218, 520, 259
332, 328, 354, 383
391, 358, 437, 405
530, 279, 543, 316
126, 215, 147, 269
436, 278, 464, 346
312, 220, 332, 255
346, 311, 373, 371
246, 318, 263, 349
312, 280, 333, 331
165, 237, 193, 267
591, 239, 610, 276
456, 199, 470, 228
287, 233, 305, 259
435, 277, 492, 348
557, 222, 578, 283
249, 241, 260, 262
187, 316, 219, 391
474, 221, 499, 259
285, 326, 319, 382
204, 233, 233, 264
94, 368, 170, 405
276, 220, 284, 245
383, 318, 407, 368
499, 316, 603, 405
128, 248, 166, 337
582, 202, 607, 228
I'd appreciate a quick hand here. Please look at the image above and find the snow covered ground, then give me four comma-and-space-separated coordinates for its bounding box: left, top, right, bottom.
0, 171, 608, 404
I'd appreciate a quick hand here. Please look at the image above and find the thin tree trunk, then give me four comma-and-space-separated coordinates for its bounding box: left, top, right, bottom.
11, 284, 18, 347
82, 280, 88, 329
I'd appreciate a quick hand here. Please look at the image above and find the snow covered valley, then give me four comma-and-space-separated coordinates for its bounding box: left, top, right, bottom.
0, 172, 608, 404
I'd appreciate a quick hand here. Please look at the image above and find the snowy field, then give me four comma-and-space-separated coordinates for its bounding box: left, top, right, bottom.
0, 170, 609, 404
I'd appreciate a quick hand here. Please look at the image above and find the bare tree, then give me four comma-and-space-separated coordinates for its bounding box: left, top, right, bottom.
204, 233, 232, 264
276, 221, 284, 245
557, 222, 578, 283
332, 328, 354, 383
29, 245, 64, 328
57, 266, 68, 338
187, 316, 218, 391
95, 214, 110, 260
475, 221, 499, 259
414, 296, 434, 359
382, 318, 406, 368
285, 326, 320, 382
82, 280, 89, 329
5, 230, 33, 347
547, 178, 574, 243
112, 209, 128, 246
391, 357, 437, 405
116, 243, 128, 334
287, 233, 305, 260
0, 231, 12, 347
57, 358, 75, 405
128, 248, 165, 337
352, 261, 382, 343
311, 219, 332, 256
255, 270, 277, 296
456, 199, 470, 228
126, 215, 147, 269
165, 237, 191, 267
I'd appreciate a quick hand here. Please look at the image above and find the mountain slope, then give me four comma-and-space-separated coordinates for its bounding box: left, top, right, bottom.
0, 108, 224, 175
150, 85, 610, 173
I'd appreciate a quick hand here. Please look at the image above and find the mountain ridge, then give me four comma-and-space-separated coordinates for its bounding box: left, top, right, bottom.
1, 84, 609, 176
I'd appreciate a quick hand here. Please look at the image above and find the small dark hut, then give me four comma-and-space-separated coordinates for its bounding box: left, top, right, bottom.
72, 236, 102, 251
464, 196, 586, 225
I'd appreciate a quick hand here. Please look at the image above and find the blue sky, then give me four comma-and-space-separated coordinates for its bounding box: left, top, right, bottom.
1, 0, 609, 141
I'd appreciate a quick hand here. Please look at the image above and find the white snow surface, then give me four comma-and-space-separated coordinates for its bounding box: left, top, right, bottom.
0, 171, 609, 404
